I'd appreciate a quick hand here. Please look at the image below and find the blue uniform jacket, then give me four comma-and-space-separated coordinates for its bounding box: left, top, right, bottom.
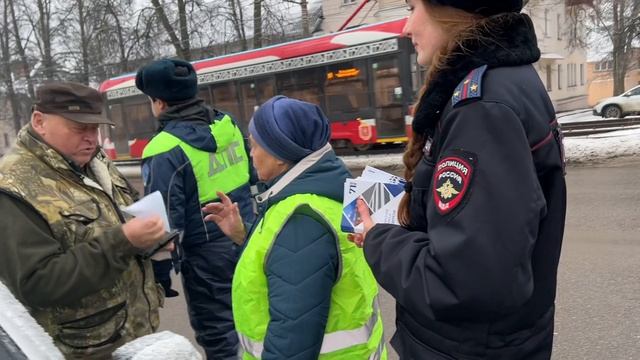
246, 148, 351, 360
142, 100, 255, 250
363, 13, 566, 360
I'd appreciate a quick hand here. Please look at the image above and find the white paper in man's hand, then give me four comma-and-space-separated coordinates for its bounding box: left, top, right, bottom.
122, 191, 171, 232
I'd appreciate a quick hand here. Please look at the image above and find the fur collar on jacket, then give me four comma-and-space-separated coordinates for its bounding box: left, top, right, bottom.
413, 13, 540, 135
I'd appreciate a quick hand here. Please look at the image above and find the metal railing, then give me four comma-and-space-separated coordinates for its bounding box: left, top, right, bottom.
560, 116, 640, 137
113, 116, 640, 176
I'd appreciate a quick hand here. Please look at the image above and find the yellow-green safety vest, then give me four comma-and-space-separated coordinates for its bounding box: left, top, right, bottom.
142, 115, 250, 203
233, 193, 387, 359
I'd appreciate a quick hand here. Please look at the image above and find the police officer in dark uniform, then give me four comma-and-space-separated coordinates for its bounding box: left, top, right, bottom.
351, 1, 566, 359
136, 59, 255, 359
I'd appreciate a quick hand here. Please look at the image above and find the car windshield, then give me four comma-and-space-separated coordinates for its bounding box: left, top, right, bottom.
623, 86, 640, 96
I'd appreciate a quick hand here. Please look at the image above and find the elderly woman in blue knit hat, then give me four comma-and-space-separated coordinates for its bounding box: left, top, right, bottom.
203, 95, 386, 360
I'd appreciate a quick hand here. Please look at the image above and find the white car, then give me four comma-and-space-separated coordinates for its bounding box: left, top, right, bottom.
593, 85, 640, 118
1, 281, 201, 360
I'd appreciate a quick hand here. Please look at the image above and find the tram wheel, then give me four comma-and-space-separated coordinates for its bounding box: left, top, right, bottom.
353, 143, 373, 152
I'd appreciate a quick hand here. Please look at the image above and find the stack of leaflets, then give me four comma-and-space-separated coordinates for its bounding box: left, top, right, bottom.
341, 166, 405, 233
122, 191, 181, 259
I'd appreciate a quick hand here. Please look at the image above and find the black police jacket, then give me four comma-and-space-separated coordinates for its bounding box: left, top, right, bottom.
363, 13, 567, 360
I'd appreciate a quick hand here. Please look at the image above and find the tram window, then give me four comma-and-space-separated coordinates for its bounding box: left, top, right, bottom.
198, 86, 213, 105
239, 81, 256, 130
276, 68, 323, 105
212, 82, 241, 121
106, 101, 153, 154
125, 102, 156, 138
372, 57, 405, 137
239, 78, 275, 130
373, 58, 402, 107
324, 61, 370, 115
104, 103, 125, 154
410, 53, 427, 96
256, 78, 275, 102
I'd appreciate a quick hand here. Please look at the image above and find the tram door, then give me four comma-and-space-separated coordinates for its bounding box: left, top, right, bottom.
371, 57, 405, 139
239, 78, 276, 131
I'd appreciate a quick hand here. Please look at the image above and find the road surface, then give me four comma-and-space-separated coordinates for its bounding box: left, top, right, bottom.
143, 157, 640, 359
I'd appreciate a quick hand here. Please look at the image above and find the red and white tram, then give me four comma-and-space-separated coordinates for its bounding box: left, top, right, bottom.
99, 17, 424, 159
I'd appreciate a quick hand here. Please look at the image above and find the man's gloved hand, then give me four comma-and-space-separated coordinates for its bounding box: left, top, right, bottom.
152, 259, 179, 298
158, 279, 179, 298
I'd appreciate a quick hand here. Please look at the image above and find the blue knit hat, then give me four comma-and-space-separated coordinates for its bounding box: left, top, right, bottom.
135, 59, 197, 102
249, 96, 331, 163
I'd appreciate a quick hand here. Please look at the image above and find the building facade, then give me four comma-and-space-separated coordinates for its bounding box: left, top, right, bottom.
321, 0, 590, 112
321, 0, 406, 32
586, 48, 640, 106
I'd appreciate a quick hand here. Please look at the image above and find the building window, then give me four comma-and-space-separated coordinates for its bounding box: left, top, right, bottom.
567, 63, 578, 87
544, 9, 550, 37
580, 63, 584, 85
595, 60, 613, 72
557, 64, 562, 89
3, 133, 8, 147
546, 64, 552, 91
557, 14, 562, 40
342, 0, 356, 4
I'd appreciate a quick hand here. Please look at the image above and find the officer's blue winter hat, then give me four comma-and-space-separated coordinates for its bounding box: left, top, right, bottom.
135, 59, 197, 102
249, 96, 330, 163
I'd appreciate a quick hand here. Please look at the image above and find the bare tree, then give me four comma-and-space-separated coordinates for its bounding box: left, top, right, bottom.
8, 0, 35, 98
0, 0, 310, 89
259, 1, 300, 45
103, 0, 130, 73
75, 0, 90, 84
253, 0, 262, 48
150, 0, 192, 59
1, 0, 23, 133
283, 0, 309, 37
24, 0, 57, 80
588, 0, 640, 94
226, 0, 247, 50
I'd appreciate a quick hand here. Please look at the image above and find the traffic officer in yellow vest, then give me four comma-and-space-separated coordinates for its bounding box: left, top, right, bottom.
0, 82, 165, 358
203, 95, 386, 359
136, 58, 255, 359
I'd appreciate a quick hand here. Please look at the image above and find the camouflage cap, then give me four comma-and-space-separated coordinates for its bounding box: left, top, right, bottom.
34, 82, 114, 125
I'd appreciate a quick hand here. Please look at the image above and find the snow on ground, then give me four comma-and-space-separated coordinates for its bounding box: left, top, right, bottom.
118, 109, 640, 178
557, 108, 640, 164
343, 109, 640, 169
563, 127, 640, 164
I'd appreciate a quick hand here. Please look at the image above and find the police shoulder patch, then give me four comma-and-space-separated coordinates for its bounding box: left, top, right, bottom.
451, 65, 488, 107
433, 152, 475, 215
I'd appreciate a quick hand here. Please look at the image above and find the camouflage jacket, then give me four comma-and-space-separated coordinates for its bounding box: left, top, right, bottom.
0, 126, 163, 359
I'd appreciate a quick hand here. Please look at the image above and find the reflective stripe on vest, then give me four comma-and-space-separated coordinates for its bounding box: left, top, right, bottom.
233, 193, 386, 360
142, 115, 250, 203
238, 300, 383, 359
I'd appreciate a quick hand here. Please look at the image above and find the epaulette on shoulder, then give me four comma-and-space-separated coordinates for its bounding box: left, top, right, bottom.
451, 65, 488, 107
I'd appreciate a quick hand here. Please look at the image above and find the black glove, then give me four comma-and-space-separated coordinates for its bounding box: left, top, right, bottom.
158, 279, 179, 298
152, 259, 179, 298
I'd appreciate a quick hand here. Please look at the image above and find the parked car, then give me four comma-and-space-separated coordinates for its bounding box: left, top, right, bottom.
593, 85, 640, 118
1, 281, 201, 360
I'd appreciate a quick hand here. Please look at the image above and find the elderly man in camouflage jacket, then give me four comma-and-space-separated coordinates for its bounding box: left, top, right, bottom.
0, 82, 167, 359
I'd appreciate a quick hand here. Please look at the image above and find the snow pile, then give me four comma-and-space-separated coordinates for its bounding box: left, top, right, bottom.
344, 108, 640, 168
564, 127, 640, 164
